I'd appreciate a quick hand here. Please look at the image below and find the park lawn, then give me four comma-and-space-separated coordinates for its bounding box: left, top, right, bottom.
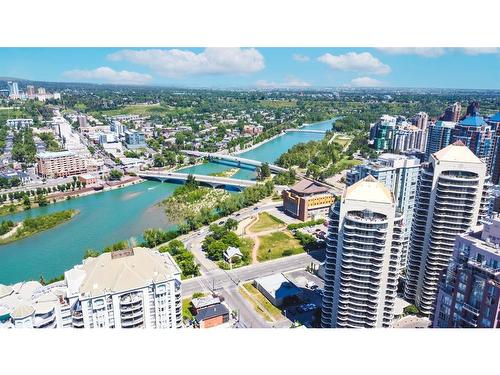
249, 212, 285, 233
257, 231, 304, 261
242, 282, 284, 321
239, 237, 254, 254
334, 158, 361, 171
333, 136, 353, 148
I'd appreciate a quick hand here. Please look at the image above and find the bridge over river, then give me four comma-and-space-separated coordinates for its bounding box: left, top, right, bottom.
181, 150, 288, 174
137, 171, 259, 190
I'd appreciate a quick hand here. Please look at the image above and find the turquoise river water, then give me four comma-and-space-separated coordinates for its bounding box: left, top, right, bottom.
0, 119, 335, 284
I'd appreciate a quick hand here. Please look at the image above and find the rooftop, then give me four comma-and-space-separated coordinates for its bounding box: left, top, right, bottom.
290, 179, 329, 195
77, 247, 180, 298
344, 175, 393, 204
255, 273, 301, 300
192, 296, 221, 310
195, 303, 229, 322
459, 115, 487, 127
488, 112, 500, 123
432, 140, 483, 164
37, 150, 75, 159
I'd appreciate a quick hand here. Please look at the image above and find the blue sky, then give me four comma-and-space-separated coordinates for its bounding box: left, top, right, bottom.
0, 48, 498, 89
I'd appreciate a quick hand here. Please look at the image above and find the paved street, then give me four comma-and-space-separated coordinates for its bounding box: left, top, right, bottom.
182, 249, 325, 328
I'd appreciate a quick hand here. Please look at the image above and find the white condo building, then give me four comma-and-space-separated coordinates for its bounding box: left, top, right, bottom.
346, 153, 420, 269
321, 176, 405, 328
404, 141, 491, 316
0, 248, 182, 329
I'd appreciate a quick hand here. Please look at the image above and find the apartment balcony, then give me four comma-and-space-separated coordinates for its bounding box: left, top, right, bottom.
121, 316, 144, 328
121, 309, 144, 320
120, 294, 142, 306
34, 314, 57, 328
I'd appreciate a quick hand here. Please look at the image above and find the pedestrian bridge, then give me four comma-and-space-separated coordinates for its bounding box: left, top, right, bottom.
137, 171, 257, 190
181, 150, 288, 173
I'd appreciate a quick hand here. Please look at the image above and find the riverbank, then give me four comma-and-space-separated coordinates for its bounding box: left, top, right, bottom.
0, 176, 144, 217
233, 132, 284, 155
0, 209, 79, 245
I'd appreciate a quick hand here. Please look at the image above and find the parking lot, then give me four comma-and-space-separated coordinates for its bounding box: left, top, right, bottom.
282, 269, 325, 328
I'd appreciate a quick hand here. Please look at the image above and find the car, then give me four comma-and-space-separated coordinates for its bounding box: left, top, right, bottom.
218, 221, 224, 225
306, 281, 317, 289
253, 207, 259, 210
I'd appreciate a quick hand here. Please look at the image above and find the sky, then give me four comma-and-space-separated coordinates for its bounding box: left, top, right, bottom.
0, 47, 498, 89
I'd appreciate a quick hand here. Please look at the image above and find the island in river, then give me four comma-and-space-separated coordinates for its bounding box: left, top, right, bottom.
0, 209, 79, 245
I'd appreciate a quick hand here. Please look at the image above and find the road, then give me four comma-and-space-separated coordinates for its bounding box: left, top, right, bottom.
181, 249, 325, 328
165, 199, 285, 274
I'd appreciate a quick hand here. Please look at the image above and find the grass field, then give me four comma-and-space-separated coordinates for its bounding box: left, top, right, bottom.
182, 298, 194, 320
249, 212, 285, 233
333, 136, 353, 148
90, 104, 193, 118
257, 231, 304, 261
334, 158, 361, 171
240, 237, 254, 254
239, 282, 284, 322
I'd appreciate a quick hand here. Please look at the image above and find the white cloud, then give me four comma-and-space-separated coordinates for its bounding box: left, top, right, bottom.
377, 47, 500, 57
255, 77, 311, 88
62, 66, 152, 85
376, 47, 446, 57
457, 47, 500, 55
348, 77, 385, 87
292, 53, 310, 62
318, 52, 391, 75
107, 48, 265, 77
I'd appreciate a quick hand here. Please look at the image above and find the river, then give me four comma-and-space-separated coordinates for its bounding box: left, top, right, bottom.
0, 118, 335, 284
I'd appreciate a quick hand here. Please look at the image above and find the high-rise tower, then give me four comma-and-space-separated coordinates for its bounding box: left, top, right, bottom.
404, 141, 490, 316
321, 176, 404, 328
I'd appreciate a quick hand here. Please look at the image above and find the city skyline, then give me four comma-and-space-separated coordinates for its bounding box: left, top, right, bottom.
0, 47, 499, 89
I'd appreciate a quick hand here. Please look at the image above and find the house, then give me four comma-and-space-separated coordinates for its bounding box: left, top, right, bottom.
194, 304, 230, 328
223, 246, 243, 262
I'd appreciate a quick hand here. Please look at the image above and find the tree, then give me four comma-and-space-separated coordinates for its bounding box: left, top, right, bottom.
224, 218, 238, 231
257, 162, 271, 180
404, 305, 420, 316
109, 169, 123, 181
22, 194, 31, 209
185, 174, 198, 189
36, 193, 48, 207
83, 249, 100, 259
153, 154, 165, 167
206, 240, 226, 260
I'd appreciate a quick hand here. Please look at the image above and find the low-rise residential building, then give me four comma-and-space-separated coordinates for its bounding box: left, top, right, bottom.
282, 179, 334, 221
78, 173, 97, 185
0, 169, 31, 184
433, 216, 500, 328
6, 118, 34, 129
243, 124, 264, 135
